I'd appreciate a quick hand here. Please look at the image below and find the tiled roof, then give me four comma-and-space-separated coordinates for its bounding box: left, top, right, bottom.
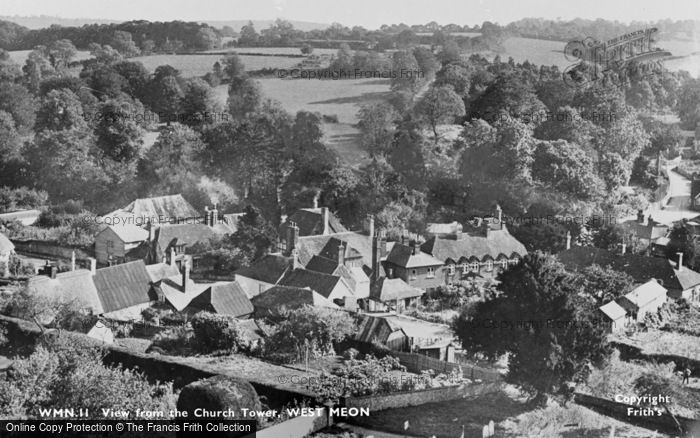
145, 263, 180, 282
619, 219, 668, 242
674, 268, 700, 291
370, 277, 424, 302
421, 227, 527, 263
318, 237, 363, 261
105, 224, 149, 243
156, 275, 208, 311
251, 285, 337, 317
155, 223, 224, 253
557, 247, 683, 291
236, 254, 293, 285
281, 208, 348, 236
385, 243, 444, 268
187, 282, 253, 317
107, 194, 199, 223
296, 231, 384, 275
279, 268, 345, 299
27, 269, 104, 315
0, 232, 14, 254
93, 260, 156, 313
306, 255, 340, 274
623, 280, 667, 307
599, 301, 627, 320
355, 314, 405, 344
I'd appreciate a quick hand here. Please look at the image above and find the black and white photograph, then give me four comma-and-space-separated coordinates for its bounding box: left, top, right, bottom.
0, 0, 699, 436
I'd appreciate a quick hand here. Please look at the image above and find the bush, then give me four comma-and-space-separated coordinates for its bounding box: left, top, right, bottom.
177, 375, 260, 423
0, 187, 48, 213
190, 312, 244, 353
148, 326, 193, 355
343, 348, 359, 360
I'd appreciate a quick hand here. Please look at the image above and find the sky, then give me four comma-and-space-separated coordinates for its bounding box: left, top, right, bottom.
3, 0, 700, 29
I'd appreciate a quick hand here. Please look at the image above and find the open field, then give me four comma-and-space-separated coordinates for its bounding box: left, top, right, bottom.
131, 53, 302, 76
203, 46, 339, 56
214, 77, 392, 168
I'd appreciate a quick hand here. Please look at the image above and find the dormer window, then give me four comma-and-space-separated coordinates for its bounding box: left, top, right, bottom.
485, 260, 493, 272
447, 264, 455, 276
470, 262, 479, 272
427, 267, 435, 278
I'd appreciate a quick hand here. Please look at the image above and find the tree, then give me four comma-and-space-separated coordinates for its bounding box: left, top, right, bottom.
678, 77, 700, 130
599, 152, 631, 191
532, 140, 603, 200
0, 82, 36, 134
227, 78, 262, 119
35, 89, 88, 132
435, 63, 471, 96
238, 21, 259, 46
452, 252, 611, 403
390, 50, 422, 93
0, 49, 21, 82
195, 27, 220, 51
300, 44, 314, 55
357, 102, 399, 157
22, 49, 54, 93
181, 78, 219, 126
412, 46, 440, 77
415, 84, 465, 139
227, 205, 277, 261
87, 43, 123, 65
45, 39, 77, 71
94, 97, 146, 162
222, 53, 248, 86
110, 31, 140, 57
570, 265, 635, 305
150, 73, 183, 121
469, 75, 547, 125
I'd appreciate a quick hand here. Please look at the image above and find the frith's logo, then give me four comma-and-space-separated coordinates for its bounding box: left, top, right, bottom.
562, 28, 672, 87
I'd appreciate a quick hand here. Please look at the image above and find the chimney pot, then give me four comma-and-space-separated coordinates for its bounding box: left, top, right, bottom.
565, 231, 571, 250
182, 261, 189, 292
338, 242, 345, 266
367, 215, 375, 239
322, 207, 329, 235
313, 193, 319, 209
89, 257, 96, 276
678, 252, 684, 271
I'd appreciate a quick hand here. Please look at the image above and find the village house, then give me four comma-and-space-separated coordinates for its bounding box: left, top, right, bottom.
619, 210, 669, 254
0, 232, 15, 277
94, 224, 149, 266
368, 231, 424, 313
103, 194, 200, 226
184, 281, 254, 318
420, 208, 527, 283
279, 268, 355, 307
383, 234, 444, 291
235, 254, 295, 298
558, 246, 700, 301
598, 300, 627, 333
251, 285, 339, 318
617, 280, 668, 324
277, 197, 348, 253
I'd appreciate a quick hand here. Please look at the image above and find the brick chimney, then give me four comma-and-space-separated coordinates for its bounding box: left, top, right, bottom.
367, 215, 375, 240
89, 257, 96, 276
211, 203, 219, 226
291, 248, 300, 269
371, 230, 384, 280
338, 242, 345, 266
495, 204, 503, 229
322, 207, 329, 235
637, 210, 645, 225
566, 231, 571, 250
313, 193, 319, 209
678, 252, 684, 271
181, 261, 189, 292
286, 221, 299, 256
410, 240, 418, 256
204, 206, 210, 226
170, 247, 176, 267
401, 230, 408, 246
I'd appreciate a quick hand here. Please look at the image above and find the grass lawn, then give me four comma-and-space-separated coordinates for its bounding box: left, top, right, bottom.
132, 53, 301, 76
612, 329, 700, 362
353, 386, 670, 438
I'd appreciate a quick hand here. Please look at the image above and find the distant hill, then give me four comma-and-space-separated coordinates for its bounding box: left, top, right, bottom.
0, 16, 328, 32
201, 20, 329, 32
0, 15, 119, 29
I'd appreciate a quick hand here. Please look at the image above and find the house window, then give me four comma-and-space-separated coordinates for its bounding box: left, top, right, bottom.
106, 240, 114, 250
447, 264, 455, 276
470, 262, 479, 272
410, 269, 417, 280
462, 264, 469, 274
499, 260, 508, 269
485, 260, 493, 272
427, 267, 435, 278
509, 258, 519, 265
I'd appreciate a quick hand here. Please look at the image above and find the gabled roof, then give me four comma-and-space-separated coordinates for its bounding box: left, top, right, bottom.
145, 263, 180, 282
305, 256, 358, 292
107, 194, 199, 223
370, 277, 424, 302
619, 219, 668, 242
279, 268, 347, 299
623, 280, 667, 307
187, 282, 253, 317
296, 231, 384, 275
92, 260, 156, 313
236, 254, 293, 285
27, 269, 104, 314
421, 227, 527, 263
557, 247, 684, 291
102, 224, 149, 243
156, 275, 208, 311
385, 243, 444, 268
0, 232, 14, 254
281, 208, 348, 236
355, 314, 406, 344
599, 300, 627, 320
318, 237, 363, 261
674, 268, 700, 291
251, 285, 338, 317
155, 223, 223, 252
